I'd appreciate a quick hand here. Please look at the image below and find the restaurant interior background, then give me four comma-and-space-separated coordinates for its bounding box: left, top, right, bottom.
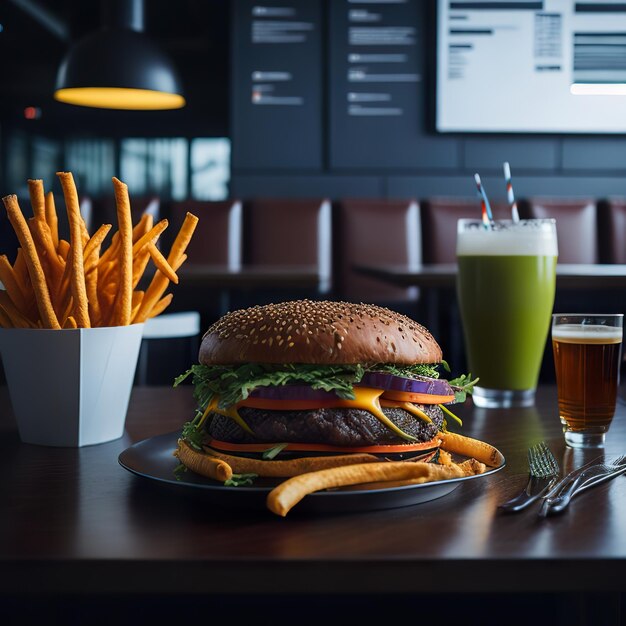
4, 0, 626, 386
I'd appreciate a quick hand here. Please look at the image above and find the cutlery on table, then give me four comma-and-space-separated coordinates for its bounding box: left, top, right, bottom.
499, 442, 559, 513
539, 455, 626, 517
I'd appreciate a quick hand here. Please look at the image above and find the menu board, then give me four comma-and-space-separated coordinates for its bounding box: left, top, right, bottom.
437, 0, 626, 133
330, 0, 454, 168
232, 0, 323, 168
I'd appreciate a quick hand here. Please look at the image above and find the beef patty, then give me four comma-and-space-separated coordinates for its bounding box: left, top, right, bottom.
207, 405, 443, 447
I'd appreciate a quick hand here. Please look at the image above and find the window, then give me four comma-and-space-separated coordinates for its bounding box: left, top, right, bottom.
65, 139, 115, 196
190, 138, 230, 200
120, 138, 188, 200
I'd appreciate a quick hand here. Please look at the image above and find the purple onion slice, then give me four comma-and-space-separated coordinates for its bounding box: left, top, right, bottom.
358, 372, 453, 396
249, 385, 339, 401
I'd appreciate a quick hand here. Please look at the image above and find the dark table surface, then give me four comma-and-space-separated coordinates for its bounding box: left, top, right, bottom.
178, 264, 322, 289
3, 385, 626, 596
354, 263, 626, 290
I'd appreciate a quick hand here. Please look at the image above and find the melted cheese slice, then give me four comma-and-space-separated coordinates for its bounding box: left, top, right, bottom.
201, 388, 435, 443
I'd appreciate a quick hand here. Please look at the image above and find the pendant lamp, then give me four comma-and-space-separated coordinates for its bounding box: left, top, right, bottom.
54, 0, 185, 110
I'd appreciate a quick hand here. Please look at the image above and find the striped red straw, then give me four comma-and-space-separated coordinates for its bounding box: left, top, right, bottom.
474, 173, 493, 228
503, 162, 520, 222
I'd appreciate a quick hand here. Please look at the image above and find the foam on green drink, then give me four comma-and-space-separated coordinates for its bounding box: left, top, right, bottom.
457, 220, 558, 395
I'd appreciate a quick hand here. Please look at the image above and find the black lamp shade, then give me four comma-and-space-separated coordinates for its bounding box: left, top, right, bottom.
55, 29, 185, 110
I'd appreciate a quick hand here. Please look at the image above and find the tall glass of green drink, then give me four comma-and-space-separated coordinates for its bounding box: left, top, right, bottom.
456, 219, 558, 408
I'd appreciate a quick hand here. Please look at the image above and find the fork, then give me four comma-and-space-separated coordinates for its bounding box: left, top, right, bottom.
539, 454, 626, 516
499, 442, 559, 513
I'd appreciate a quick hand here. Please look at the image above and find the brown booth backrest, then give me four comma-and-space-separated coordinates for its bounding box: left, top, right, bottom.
336, 199, 420, 302
522, 198, 598, 264
245, 198, 332, 292
598, 198, 626, 264
421, 198, 511, 264
169, 200, 242, 268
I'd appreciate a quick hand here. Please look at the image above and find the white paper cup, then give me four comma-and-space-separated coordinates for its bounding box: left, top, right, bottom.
0, 324, 144, 447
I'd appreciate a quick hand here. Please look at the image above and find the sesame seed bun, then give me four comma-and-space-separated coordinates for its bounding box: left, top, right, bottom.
199, 300, 442, 365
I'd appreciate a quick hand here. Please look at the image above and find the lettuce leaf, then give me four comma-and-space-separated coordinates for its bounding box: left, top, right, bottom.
174, 361, 448, 412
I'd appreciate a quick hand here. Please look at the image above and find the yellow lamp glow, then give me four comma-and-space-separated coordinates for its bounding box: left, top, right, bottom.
54, 87, 186, 110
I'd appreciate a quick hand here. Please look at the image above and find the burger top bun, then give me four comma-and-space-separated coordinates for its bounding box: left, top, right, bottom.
199, 300, 442, 366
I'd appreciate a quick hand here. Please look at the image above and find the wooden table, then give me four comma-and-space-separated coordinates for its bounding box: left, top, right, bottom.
2, 385, 626, 623
354, 263, 626, 291
178, 264, 323, 290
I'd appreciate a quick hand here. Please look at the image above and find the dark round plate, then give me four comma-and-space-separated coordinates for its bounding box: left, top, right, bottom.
119, 431, 505, 514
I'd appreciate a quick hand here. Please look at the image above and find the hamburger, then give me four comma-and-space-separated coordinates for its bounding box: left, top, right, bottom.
174, 300, 476, 482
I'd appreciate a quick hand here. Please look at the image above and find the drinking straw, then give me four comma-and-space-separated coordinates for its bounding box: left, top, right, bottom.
474, 173, 493, 228
503, 161, 520, 222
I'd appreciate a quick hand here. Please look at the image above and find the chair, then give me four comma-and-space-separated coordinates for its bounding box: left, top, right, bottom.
421, 198, 511, 264
521, 198, 598, 264
598, 198, 626, 264
245, 198, 332, 293
335, 199, 420, 302
168, 200, 242, 268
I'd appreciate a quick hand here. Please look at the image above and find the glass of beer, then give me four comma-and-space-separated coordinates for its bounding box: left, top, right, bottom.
552, 314, 623, 448
456, 219, 558, 408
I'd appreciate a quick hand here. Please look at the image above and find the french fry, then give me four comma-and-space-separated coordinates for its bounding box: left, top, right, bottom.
132, 249, 151, 289
3, 174, 194, 329
457, 458, 487, 475
175, 440, 233, 482
266, 462, 467, 517
57, 172, 90, 328
0, 255, 27, 313
0, 306, 13, 328
198, 445, 380, 478
63, 316, 77, 329
132, 219, 168, 254
13, 248, 30, 287
437, 449, 453, 466
133, 212, 198, 323
147, 242, 178, 284
146, 293, 173, 318
99, 232, 120, 267
57, 239, 70, 261
174, 253, 187, 270
132, 212, 153, 243
83, 224, 112, 270
0, 291, 34, 328
85, 266, 102, 327
111, 177, 133, 326
45, 192, 59, 249
2, 195, 60, 329
29, 218, 64, 286
439, 431, 504, 468
13, 249, 35, 318
27, 179, 46, 222
131, 290, 144, 320
99, 292, 115, 326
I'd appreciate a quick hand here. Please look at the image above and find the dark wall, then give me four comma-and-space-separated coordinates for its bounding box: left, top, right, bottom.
230, 0, 626, 202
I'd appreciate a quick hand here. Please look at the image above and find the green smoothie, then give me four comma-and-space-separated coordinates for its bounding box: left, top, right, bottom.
457, 254, 557, 390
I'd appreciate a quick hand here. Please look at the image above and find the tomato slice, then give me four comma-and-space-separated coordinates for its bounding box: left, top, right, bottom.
208, 438, 441, 455
382, 390, 455, 404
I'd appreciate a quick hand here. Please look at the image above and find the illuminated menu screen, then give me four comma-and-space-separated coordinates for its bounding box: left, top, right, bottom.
437, 0, 626, 133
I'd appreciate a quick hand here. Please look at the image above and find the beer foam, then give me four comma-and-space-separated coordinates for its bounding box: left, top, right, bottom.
456, 220, 558, 256
552, 324, 623, 344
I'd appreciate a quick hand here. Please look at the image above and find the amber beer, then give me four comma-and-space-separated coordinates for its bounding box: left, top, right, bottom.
552, 316, 623, 448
